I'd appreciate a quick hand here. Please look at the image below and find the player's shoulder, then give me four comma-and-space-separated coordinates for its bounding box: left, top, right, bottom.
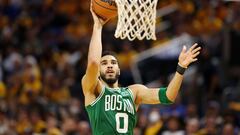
127, 84, 148, 107
128, 84, 148, 95
128, 84, 147, 90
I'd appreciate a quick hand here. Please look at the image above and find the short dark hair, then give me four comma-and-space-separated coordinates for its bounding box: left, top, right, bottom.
101, 51, 118, 59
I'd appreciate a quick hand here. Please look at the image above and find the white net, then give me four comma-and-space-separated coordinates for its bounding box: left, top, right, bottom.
114, 0, 158, 41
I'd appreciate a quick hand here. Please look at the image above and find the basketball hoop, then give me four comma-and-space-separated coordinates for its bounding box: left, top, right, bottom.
114, 0, 158, 41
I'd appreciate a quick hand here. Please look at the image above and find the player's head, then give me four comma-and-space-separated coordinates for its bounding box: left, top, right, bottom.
100, 51, 120, 85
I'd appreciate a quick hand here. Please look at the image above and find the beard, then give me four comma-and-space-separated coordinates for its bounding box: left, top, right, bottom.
100, 71, 120, 85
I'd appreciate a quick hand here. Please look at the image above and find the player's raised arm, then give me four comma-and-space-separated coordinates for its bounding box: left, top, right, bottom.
81, 4, 107, 97
129, 43, 201, 105
166, 43, 201, 101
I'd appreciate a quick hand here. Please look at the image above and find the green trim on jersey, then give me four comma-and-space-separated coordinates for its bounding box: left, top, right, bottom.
89, 86, 106, 106
85, 86, 137, 135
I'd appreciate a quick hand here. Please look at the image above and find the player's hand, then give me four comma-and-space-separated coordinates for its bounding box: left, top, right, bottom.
178, 43, 201, 68
90, 1, 109, 28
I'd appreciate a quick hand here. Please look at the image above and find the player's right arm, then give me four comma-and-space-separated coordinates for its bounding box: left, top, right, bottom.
81, 4, 107, 106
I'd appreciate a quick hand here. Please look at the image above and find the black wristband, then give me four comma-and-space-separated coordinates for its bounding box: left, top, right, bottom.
176, 64, 187, 75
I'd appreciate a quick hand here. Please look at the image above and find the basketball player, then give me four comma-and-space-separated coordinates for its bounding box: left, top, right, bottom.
82, 5, 201, 135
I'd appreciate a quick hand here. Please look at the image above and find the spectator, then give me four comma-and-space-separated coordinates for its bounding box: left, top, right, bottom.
162, 116, 184, 135
185, 118, 200, 135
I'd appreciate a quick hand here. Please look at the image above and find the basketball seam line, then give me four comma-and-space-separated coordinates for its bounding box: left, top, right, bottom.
93, 0, 117, 11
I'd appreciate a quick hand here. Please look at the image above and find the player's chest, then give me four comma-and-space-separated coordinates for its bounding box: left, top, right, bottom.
103, 92, 134, 115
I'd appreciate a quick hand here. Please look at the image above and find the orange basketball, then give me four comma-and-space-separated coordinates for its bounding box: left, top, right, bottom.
92, 0, 117, 20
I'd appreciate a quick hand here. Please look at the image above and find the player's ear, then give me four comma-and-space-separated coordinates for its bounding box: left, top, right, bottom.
118, 69, 120, 75
97, 72, 100, 78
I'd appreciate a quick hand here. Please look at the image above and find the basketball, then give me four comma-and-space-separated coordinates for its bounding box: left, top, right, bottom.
92, 0, 117, 20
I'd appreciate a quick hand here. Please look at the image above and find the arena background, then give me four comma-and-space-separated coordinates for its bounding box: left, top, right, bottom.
0, 0, 240, 134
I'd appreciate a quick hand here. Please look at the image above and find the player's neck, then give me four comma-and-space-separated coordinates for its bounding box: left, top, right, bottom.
102, 80, 119, 88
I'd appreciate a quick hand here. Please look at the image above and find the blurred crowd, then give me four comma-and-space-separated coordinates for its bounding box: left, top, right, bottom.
0, 0, 240, 135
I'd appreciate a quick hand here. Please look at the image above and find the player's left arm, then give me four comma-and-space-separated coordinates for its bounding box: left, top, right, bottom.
129, 43, 201, 105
